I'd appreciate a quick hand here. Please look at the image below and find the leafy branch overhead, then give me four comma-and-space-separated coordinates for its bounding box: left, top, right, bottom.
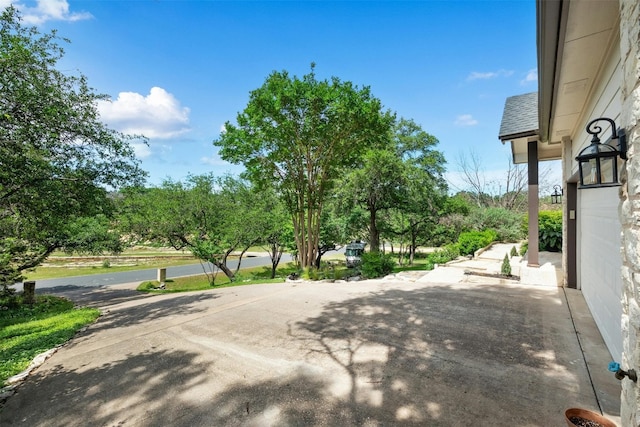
0, 7, 145, 290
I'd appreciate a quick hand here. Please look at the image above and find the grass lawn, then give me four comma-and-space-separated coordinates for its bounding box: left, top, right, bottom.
22, 246, 275, 281
136, 254, 433, 294
0, 295, 100, 387
137, 262, 306, 292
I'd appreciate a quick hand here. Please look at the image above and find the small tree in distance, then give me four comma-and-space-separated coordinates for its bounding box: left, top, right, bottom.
501, 253, 512, 276
453, 150, 554, 212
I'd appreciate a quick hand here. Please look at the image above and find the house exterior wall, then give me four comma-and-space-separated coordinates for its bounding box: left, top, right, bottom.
568, 44, 622, 168
565, 29, 624, 361
619, 0, 640, 423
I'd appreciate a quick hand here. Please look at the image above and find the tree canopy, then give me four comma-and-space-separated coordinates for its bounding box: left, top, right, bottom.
119, 175, 283, 284
215, 64, 394, 269
337, 118, 448, 259
0, 7, 144, 289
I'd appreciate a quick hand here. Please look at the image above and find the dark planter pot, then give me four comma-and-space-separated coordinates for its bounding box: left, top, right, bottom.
565, 408, 616, 427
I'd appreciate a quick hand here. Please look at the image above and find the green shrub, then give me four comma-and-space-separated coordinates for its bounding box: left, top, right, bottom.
510, 246, 518, 257
457, 229, 498, 256
466, 207, 527, 242
428, 244, 460, 265
519, 241, 528, 256
101, 259, 111, 269
538, 210, 562, 252
319, 262, 344, 281
301, 267, 320, 280
360, 252, 396, 279
501, 253, 512, 276
299, 263, 346, 281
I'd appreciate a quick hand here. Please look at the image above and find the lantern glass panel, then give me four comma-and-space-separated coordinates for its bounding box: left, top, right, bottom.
599, 156, 616, 184
581, 158, 597, 186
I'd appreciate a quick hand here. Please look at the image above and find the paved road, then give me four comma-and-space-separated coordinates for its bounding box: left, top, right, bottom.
30, 253, 295, 289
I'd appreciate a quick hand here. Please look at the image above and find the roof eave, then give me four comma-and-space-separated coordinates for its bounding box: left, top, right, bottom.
537, 0, 565, 144
499, 130, 539, 142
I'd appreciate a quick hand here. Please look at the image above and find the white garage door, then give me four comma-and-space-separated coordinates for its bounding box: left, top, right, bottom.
578, 187, 623, 360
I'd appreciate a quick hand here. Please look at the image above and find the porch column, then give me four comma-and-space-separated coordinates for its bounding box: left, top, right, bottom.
527, 140, 539, 267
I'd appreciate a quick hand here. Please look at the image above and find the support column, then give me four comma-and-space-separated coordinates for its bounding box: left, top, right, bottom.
527, 140, 539, 267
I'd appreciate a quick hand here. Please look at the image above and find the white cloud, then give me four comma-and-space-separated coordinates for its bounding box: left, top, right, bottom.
132, 142, 152, 159
200, 156, 226, 166
466, 69, 514, 81
521, 68, 538, 85
97, 87, 191, 139
454, 114, 478, 127
3, 0, 93, 25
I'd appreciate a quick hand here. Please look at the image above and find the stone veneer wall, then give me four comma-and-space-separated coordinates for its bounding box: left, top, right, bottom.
619, 0, 640, 424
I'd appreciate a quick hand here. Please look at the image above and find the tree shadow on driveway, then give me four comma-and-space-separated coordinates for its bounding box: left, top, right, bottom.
3, 283, 601, 426
37, 284, 153, 308
85, 292, 220, 333
288, 284, 591, 425
1, 348, 210, 426
200, 283, 598, 425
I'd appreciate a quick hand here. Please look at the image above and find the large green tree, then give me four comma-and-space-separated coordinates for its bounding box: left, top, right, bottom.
388, 167, 447, 265
0, 7, 144, 290
339, 148, 407, 253
338, 118, 446, 256
391, 119, 448, 263
214, 65, 394, 269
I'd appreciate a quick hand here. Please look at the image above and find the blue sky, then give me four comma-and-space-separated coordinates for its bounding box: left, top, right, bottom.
4, 0, 548, 191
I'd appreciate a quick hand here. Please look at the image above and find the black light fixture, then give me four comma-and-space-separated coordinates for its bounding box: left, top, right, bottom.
551, 185, 563, 204
576, 117, 627, 188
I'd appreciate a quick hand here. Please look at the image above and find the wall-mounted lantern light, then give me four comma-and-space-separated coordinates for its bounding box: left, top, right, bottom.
576, 117, 627, 188
551, 185, 563, 204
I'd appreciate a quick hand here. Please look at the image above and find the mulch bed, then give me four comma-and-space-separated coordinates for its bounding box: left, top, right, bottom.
463, 270, 520, 281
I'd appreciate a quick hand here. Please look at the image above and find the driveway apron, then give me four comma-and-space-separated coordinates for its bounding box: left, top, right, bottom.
1, 278, 618, 426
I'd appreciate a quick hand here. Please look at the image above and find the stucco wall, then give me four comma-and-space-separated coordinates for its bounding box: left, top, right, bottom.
619, 0, 640, 424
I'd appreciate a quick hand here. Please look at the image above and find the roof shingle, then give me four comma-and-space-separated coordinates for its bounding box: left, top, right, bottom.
498, 92, 538, 140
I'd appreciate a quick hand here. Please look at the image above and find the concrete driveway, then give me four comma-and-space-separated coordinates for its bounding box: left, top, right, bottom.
1, 276, 621, 426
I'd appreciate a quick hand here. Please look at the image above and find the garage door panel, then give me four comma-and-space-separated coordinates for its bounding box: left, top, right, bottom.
579, 187, 623, 360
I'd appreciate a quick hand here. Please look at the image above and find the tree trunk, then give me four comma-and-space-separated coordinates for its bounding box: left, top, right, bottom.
410, 239, 416, 266
234, 241, 259, 275
269, 242, 283, 279
369, 208, 380, 252
215, 261, 235, 282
